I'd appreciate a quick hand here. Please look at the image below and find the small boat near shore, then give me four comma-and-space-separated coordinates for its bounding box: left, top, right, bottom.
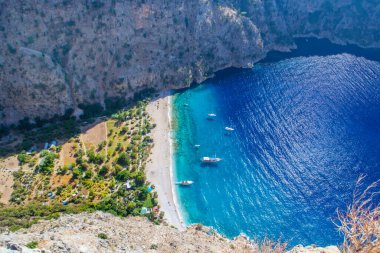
201, 156, 222, 163
194, 144, 201, 148
225, 127, 234, 131
176, 180, 194, 186
207, 113, 217, 120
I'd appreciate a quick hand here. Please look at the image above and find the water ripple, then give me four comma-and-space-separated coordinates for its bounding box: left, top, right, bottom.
173, 54, 380, 247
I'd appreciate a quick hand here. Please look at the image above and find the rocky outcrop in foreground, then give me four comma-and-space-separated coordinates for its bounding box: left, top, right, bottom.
1, 0, 379, 126
0, 212, 340, 253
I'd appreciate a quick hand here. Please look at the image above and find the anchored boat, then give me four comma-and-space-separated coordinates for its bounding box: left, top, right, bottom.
201, 156, 222, 163
225, 127, 234, 131
207, 113, 217, 119
176, 180, 194, 186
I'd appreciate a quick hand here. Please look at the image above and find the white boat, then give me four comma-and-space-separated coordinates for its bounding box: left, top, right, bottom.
225, 127, 234, 131
176, 180, 194, 186
207, 113, 216, 117
201, 156, 222, 163
194, 144, 201, 148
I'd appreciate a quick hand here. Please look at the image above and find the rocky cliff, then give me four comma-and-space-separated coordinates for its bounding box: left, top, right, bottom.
0, 212, 341, 253
0, 0, 379, 126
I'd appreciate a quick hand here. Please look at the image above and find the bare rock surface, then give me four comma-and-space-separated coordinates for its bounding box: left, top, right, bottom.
289, 245, 341, 253
0, 212, 340, 253
0, 0, 379, 125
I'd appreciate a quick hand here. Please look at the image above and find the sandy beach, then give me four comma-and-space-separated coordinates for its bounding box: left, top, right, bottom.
146, 91, 184, 230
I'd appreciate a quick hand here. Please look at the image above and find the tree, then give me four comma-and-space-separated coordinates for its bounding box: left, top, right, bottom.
117, 153, 130, 166
72, 168, 81, 179
84, 170, 93, 179
134, 171, 146, 186
36, 152, 57, 174
98, 165, 110, 177
116, 170, 130, 181
17, 152, 31, 165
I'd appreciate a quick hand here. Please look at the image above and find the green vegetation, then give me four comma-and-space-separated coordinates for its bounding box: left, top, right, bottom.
26, 241, 38, 249
0, 99, 163, 231
0, 202, 95, 231
36, 151, 58, 174
7, 43, 16, 54
97, 233, 108, 240
17, 152, 32, 165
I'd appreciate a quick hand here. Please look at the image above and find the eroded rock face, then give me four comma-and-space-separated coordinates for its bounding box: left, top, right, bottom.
288, 245, 341, 253
0, 212, 256, 253
0, 0, 379, 125
0, 212, 340, 253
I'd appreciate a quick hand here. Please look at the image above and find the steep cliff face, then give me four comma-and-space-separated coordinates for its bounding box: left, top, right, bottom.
0, 0, 379, 126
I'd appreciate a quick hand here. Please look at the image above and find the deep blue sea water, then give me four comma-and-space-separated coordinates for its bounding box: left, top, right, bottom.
172, 40, 380, 247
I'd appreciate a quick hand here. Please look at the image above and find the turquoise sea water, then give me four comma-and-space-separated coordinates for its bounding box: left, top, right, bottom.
172, 41, 380, 246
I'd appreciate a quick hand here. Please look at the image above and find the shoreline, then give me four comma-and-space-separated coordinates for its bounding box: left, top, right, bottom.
146, 90, 185, 230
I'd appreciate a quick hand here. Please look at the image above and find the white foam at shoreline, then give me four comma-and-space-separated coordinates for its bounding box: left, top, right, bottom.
167, 92, 186, 228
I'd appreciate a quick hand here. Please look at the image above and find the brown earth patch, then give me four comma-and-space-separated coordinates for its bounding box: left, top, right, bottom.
80, 122, 107, 151
59, 142, 77, 167
0, 156, 21, 204
50, 174, 73, 189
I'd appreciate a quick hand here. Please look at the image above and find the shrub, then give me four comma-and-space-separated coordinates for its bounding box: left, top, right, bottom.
36, 152, 58, 174
65, 20, 76, 27
133, 171, 146, 186
7, 43, 16, 54
57, 165, 69, 175
98, 165, 110, 177
84, 170, 94, 179
117, 153, 130, 166
115, 170, 130, 181
336, 176, 380, 253
72, 168, 81, 179
88, 149, 105, 164
98, 233, 108, 239
17, 152, 31, 165
26, 241, 38, 249
98, 141, 106, 150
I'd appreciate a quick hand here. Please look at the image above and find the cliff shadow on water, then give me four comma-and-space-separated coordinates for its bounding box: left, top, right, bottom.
190, 37, 380, 88
261, 37, 380, 63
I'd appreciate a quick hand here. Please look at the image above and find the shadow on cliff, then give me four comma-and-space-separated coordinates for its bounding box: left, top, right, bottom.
0, 88, 159, 159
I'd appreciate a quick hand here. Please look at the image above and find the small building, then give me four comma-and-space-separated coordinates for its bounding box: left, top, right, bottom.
50, 140, 57, 148
27, 146, 37, 154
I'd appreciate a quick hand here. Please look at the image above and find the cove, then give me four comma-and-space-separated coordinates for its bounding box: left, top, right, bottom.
172, 38, 380, 247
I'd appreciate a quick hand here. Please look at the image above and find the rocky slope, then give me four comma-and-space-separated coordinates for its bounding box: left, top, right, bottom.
0, 212, 340, 253
0, 0, 379, 125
